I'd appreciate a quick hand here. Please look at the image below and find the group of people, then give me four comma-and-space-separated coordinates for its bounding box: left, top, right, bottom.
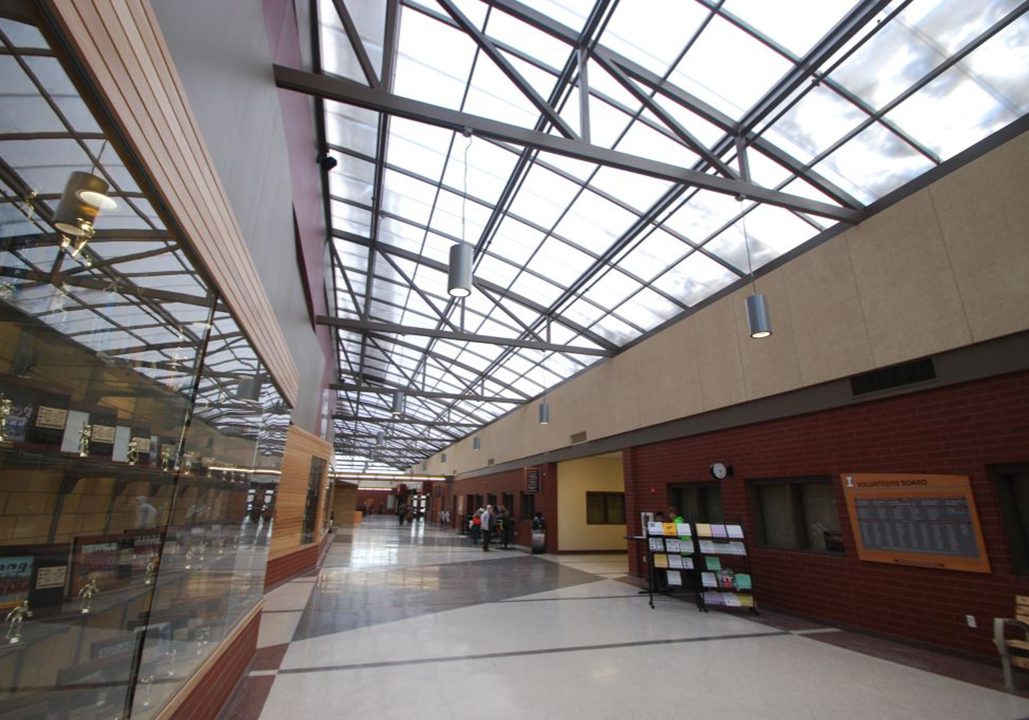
468, 504, 512, 551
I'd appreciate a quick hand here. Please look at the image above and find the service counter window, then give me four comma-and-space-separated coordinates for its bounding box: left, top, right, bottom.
747, 477, 843, 553
670, 483, 724, 524
993, 464, 1029, 574
586, 492, 625, 524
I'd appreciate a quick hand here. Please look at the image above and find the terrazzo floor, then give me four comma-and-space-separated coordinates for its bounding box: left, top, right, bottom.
220, 516, 1029, 720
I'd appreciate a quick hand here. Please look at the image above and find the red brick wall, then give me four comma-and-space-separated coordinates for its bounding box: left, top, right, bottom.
355, 490, 392, 514
624, 370, 1029, 658
445, 464, 557, 551
168, 608, 260, 720
263, 531, 331, 589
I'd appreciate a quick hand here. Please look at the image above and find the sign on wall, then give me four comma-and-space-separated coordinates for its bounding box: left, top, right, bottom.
525, 468, 541, 494
840, 473, 990, 573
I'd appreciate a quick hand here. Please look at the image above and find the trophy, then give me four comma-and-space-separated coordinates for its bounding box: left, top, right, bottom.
78, 578, 100, 613
127, 438, 139, 465
139, 673, 155, 707
4, 600, 31, 643
216, 536, 226, 555
183, 546, 195, 570
182, 451, 194, 476
78, 422, 92, 458
0, 394, 12, 445
160, 446, 172, 472
195, 626, 210, 656
165, 646, 178, 677
144, 555, 158, 586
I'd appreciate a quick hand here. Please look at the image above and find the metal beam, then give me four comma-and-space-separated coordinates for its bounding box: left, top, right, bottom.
331, 0, 380, 87
331, 382, 526, 403
317, 315, 609, 356
274, 65, 863, 223
333, 414, 479, 428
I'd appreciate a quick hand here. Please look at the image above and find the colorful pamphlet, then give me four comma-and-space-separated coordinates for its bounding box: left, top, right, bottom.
724, 594, 742, 607
682, 557, 694, 570
711, 524, 728, 539
695, 523, 712, 538
675, 523, 691, 537
667, 571, 683, 586
701, 571, 717, 588
665, 538, 681, 553
698, 540, 716, 554
653, 553, 669, 568
739, 594, 755, 608
679, 537, 695, 554
647, 521, 665, 536
727, 524, 744, 539
728, 541, 747, 556
668, 554, 684, 569
705, 556, 722, 571
704, 591, 722, 605
734, 573, 752, 590
661, 522, 678, 537
649, 537, 665, 552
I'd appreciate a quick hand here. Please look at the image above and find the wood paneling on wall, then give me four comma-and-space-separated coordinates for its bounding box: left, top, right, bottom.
269, 424, 331, 560
45, 0, 300, 404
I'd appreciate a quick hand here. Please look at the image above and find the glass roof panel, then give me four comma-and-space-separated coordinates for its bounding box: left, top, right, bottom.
506, 162, 582, 228
393, 5, 477, 110
601, 0, 708, 76
613, 115, 702, 168
652, 250, 737, 307
763, 84, 868, 164
589, 166, 672, 213
552, 190, 637, 253
463, 51, 543, 129
663, 190, 739, 242
668, 14, 794, 120
524, 237, 594, 286
615, 228, 691, 282
615, 286, 682, 331
812, 122, 935, 204
386, 120, 452, 180
725, 0, 856, 57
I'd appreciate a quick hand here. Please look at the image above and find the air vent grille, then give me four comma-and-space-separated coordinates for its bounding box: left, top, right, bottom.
570, 430, 588, 444
850, 358, 936, 396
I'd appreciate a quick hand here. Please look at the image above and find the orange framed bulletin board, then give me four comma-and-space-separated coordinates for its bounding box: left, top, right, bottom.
840, 473, 990, 573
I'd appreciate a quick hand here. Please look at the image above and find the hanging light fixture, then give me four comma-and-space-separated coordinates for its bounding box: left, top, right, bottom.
375, 429, 385, 446
740, 200, 772, 339
391, 391, 405, 417
538, 400, 550, 425
54, 141, 117, 238
447, 129, 474, 297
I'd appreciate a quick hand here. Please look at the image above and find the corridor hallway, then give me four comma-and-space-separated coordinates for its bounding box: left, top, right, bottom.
224, 517, 1029, 720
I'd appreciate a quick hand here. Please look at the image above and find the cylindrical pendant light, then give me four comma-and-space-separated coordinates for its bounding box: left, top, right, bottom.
54, 171, 115, 237
448, 241, 473, 297
746, 294, 772, 338
538, 400, 550, 425
391, 391, 405, 416
375, 429, 385, 446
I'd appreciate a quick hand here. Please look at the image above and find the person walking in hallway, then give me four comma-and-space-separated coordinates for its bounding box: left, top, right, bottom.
481, 504, 493, 551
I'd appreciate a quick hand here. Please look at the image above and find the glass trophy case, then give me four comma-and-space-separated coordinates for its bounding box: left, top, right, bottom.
0, 12, 290, 719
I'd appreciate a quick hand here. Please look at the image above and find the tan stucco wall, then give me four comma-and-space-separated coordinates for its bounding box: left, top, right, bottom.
422, 130, 1029, 476
556, 456, 626, 551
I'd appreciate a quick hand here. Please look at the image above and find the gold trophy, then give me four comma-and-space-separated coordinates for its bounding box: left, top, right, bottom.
160, 446, 172, 472
78, 578, 100, 613
0, 394, 12, 445
4, 600, 31, 643
144, 555, 158, 586
182, 451, 194, 476
127, 438, 139, 465
78, 422, 92, 458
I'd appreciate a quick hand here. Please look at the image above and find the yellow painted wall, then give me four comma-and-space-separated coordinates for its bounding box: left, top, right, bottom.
557, 455, 626, 551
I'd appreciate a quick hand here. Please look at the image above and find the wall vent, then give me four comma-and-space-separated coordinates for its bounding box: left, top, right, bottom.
850, 358, 936, 396
440, 452, 447, 463
570, 430, 588, 444
487, 458, 495, 466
